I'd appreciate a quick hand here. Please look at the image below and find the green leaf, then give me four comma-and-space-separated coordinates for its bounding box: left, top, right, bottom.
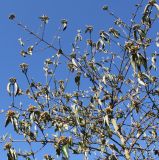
62, 144, 69, 159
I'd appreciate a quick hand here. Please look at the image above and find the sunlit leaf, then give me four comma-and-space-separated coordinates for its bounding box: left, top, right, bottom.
18, 38, 24, 46
154, 3, 159, 11
62, 144, 69, 159
138, 77, 147, 86
156, 33, 159, 47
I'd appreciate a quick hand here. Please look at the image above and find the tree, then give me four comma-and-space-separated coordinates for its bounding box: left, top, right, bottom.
2, 0, 159, 159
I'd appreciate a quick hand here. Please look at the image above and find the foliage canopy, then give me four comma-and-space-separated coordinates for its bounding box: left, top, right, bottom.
2, 0, 159, 159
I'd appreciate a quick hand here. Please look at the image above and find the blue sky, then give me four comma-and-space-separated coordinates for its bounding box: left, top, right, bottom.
0, 0, 138, 105
0, 0, 158, 159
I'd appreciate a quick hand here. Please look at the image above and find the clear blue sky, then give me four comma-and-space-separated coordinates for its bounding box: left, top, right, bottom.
0, 0, 158, 159
0, 0, 138, 106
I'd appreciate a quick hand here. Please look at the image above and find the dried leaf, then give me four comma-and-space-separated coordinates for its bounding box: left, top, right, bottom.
7, 78, 19, 96
151, 53, 157, 70
85, 25, 93, 33
13, 118, 18, 133
5, 117, 11, 127
75, 30, 82, 41
102, 5, 109, 11
9, 14, 16, 20
75, 73, 81, 88
130, 53, 138, 72
72, 58, 77, 68
39, 15, 49, 24
103, 115, 109, 127
27, 45, 34, 55
20, 50, 27, 57
7, 82, 11, 96
61, 19, 68, 31
138, 53, 147, 70
109, 28, 120, 38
